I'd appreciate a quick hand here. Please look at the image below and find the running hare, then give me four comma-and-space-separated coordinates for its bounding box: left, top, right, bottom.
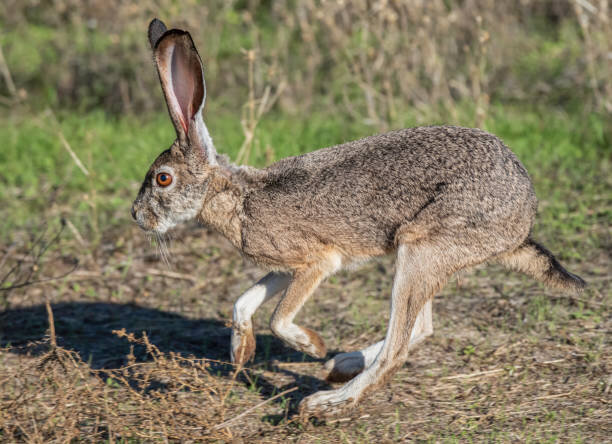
131, 19, 586, 416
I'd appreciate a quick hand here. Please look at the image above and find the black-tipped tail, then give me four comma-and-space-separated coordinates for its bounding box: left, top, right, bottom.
497, 238, 586, 292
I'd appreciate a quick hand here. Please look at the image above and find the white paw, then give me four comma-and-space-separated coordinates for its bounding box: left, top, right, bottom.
299, 388, 358, 417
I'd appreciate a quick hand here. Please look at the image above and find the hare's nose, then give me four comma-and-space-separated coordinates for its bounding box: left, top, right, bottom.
131, 205, 137, 221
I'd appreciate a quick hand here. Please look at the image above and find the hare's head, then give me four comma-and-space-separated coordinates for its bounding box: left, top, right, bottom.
131, 19, 217, 234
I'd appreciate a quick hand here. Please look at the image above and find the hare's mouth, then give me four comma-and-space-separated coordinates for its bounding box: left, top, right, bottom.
132, 204, 199, 235
132, 207, 169, 235
139, 219, 171, 235
134, 220, 158, 234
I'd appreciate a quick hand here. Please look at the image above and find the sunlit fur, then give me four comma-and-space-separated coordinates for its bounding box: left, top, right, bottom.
132, 19, 586, 417
132, 143, 209, 235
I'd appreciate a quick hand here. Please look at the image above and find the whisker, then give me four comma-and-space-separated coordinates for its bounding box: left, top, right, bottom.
160, 235, 168, 266
154, 233, 165, 267
165, 231, 174, 252
157, 233, 171, 269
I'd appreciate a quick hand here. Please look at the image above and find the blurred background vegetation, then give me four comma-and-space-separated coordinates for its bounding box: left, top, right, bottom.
2, 0, 611, 116
0, 0, 610, 249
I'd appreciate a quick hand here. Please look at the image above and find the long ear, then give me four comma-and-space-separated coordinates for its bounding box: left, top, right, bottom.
151, 24, 206, 144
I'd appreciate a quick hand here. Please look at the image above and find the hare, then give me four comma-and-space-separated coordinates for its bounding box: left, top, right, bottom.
131, 19, 586, 416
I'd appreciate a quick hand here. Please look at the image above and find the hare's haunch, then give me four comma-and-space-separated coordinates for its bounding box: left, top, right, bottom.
131, 19, 586, 417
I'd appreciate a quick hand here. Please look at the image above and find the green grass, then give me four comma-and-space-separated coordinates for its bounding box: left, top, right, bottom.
1, 103, 609, 248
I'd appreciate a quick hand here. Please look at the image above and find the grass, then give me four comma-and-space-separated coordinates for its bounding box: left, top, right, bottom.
0, 103, 610, 442
1, 102, 609, 241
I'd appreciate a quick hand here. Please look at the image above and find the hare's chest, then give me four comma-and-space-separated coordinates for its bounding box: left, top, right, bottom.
239, 220, 328, 269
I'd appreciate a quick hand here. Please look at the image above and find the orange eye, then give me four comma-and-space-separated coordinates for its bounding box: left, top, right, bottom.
156, 172, 173, 187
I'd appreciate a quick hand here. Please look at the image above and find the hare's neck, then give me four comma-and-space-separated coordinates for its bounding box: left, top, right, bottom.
197, 169, 245, 250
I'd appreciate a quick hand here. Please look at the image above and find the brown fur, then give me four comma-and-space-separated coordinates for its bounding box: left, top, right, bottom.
132, 20, 587, 416
495, 238, 586, 291
302, 328, 328, 358
269, 254, 338, 357
197, 169, 243, 249
232, 322, 256, 365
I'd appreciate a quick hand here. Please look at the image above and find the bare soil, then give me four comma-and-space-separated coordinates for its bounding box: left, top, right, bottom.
1, 221, 610, 442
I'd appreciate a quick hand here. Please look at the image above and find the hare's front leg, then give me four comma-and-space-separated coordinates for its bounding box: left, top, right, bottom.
270, 258, 339, 359
300, 242, 449, 416
324, 299, 433, 382
231, 272, 291, 364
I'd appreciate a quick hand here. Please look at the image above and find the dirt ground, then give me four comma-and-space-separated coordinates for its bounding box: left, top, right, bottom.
1, 220, 610, 442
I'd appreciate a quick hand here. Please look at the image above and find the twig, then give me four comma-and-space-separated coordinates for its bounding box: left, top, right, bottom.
211, 386, 298, 431
441, 359, 565, 380
58, 131, 90, 176
0, 220, 79, 292
533, 391, 573, 401
30, 267, 197, 286
327, 414, 371, 424
0, 262, 79, 291
37, 299, 68, 372
45, 299, 57, 348
65, 219, 87, 247
137, 268, 198, 283
272, 361, 320, 368
0, 43, 17, 98
442, 368, 505, 380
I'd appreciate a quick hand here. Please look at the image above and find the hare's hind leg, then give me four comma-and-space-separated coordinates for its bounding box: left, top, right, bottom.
270, 253, 342, 359
300, 240, 457, 416
324, 300, 433, 383
231, 272, 291, 364
324, 341, 383, 383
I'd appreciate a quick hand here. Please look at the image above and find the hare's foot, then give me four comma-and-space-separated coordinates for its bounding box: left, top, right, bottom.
271, 321, 327, 358
324, 340, 383, 382
231, 272, 292, 364
299, 385, 360, 418
231, 321, 256, 364
304, 266, 438, 415
324, 299, 433, 382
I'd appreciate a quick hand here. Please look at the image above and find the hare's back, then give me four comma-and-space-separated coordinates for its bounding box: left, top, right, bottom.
265, 125, 526, 182
241, 126, 536, 262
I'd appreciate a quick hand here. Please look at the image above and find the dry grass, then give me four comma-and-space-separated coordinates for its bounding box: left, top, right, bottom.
1, 330, 264, 442
1, 218, 610, 442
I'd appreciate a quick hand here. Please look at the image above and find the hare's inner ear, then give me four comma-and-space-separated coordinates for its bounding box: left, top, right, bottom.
153, 30, 206, 143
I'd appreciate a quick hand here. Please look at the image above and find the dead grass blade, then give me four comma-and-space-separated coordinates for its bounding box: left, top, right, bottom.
441, 359, 565, 381
212, 386, 298, 431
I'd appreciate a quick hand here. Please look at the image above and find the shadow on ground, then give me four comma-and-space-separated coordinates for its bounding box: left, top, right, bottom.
0, 302, 331, 408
